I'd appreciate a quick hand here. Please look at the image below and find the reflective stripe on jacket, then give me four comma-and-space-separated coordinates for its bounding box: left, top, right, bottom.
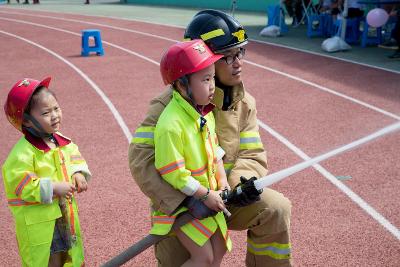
2, 134, 90, 267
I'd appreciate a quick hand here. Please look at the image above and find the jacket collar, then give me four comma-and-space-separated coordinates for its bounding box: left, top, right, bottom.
172, 90, 215, 128
24, 131, 71, 152
212, 81, 245, 110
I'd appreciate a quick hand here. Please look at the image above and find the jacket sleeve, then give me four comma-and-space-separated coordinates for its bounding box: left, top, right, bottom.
154, 130, 200, 196
67, 142, 92, 182
228, 93, 268, 188
128, 90, 186, 215
2, 147, 43, 203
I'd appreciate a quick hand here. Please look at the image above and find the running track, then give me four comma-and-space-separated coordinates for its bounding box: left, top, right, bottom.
0, 7, 399, 267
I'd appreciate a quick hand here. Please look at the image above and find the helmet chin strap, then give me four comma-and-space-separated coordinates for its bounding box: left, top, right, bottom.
179, 76, 207, 131
23, 113, 52, 139
180, 76, 200, 111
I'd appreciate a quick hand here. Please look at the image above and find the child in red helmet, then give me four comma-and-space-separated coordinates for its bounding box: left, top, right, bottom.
2, 77, 90, 267
150, 39, 231, 266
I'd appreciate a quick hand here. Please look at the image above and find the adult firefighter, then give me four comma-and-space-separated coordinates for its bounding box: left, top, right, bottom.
129, 10, 292, 267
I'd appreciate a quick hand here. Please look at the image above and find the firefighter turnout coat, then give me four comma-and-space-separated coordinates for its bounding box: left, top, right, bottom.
150, 90, 231, 249
2, 133, 90, 267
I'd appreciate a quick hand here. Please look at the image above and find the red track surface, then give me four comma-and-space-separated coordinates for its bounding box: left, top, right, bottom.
0, 8, 399, 267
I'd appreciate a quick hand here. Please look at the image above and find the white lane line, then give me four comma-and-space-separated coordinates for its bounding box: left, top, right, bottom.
258, 120, 400, 240
2, 22, 399, 240
0, 30, 132, 142
251, 39, 400, 75
2, 7, 399, 75
0, 17, 160, 65
1, 11, 399, 121
0, 10, 177, 42
246, 60, 400, 121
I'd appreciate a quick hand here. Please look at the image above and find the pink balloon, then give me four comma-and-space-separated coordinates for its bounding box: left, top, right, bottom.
366, 8, 389, 28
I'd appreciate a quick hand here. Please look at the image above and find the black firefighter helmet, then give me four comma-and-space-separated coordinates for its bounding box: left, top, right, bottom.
184, 9, 248, 53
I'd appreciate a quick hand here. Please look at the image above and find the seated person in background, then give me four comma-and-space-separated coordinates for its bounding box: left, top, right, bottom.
284, 0, 311, 26
345, 0, 365, 18
316, 0, 341, 18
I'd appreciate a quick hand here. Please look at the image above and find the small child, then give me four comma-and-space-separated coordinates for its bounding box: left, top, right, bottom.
2, 77, 91, 267
150, 39, 231, 266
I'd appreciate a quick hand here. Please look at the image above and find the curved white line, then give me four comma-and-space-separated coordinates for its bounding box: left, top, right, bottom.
1, 7, 400, 75
246, 60, 400, 121
251, 39, 400, 75
2, 21, 399, 240
0, 30, 132, 141
0, 17, 161, 65
0, 10, 178, 42
258, 120, 400, 240
1, 10, 399, 121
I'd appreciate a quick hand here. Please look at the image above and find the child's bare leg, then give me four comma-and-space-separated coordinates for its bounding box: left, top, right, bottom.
48, 252, 62, 267
48, 251, 68, 267
175, 228, 214, 267
210, 230, 227, 267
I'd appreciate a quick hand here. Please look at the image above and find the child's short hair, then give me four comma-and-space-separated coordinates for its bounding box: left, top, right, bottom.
24, 86, 57, 115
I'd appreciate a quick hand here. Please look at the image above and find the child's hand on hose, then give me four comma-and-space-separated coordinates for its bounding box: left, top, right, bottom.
203, 190, 226, 212
72, 172, 88, 193
53, 182, 75, 199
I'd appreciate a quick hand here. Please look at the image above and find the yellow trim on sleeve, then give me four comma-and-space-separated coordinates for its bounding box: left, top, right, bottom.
239, 131, 263, 150
131, 126, 155, 146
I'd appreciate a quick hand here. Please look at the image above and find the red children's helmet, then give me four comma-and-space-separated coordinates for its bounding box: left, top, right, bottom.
4, 77, 51, 131
160, 39, 223, 85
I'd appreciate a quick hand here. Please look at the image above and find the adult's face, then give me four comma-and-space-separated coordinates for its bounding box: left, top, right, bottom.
214, 47, 245, 87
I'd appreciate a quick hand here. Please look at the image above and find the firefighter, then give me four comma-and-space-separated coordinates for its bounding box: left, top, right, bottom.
129, 10, 292, 266
2, 77, 90, 267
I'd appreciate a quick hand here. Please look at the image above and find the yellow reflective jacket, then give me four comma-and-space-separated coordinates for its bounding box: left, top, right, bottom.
2, 133, 90, 267
129, 82, 268, 215
150, 90, 231, 250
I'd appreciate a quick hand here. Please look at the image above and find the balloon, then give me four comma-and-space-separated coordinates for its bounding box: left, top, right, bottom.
366, 8, 389, 28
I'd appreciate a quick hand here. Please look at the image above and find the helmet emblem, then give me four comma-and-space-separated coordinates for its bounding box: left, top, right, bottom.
17, 79, 30, 87
193, 43, 206, 54
232, 29, 245, 42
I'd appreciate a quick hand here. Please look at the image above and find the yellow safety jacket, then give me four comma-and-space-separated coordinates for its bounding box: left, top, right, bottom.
2, 132, 90, 267
129, 82, 267, 215
151, 90, 231, 250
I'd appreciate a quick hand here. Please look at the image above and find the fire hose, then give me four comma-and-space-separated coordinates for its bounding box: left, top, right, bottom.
101, 121, 400, 267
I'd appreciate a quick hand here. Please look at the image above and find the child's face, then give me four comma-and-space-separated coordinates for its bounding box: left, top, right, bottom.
24, 91, 62, 134
188, 64, 216, 106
